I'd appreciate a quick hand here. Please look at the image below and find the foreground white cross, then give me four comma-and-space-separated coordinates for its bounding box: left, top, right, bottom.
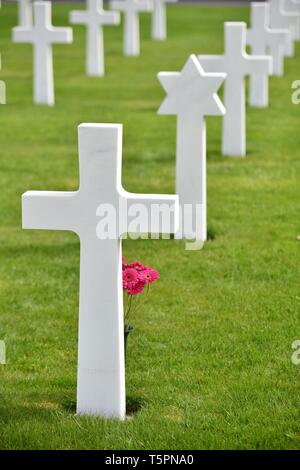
13, 2, 73, 106
199, 22, 272, 157
22, 123, 179, 419
269, 0, 299, 56
18, 0, 32, 27
70, 0, 120, 76
151, 0, 177, 41
158, 55, 226, 243
247, 2, 290, 107
109, 0, 152, 56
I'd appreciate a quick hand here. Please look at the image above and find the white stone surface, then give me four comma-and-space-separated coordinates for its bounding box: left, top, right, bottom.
199, 22, 272, 157
247, 2, 290, 108
22, 123, 179, 419
70, 0, 120, 77
13, 2, 73, 106
283, 0, 300, 15
269, 0, 299, 55
18, 0, 32, 27
158, 55, 226, 242
109, 0, 152, 56
151, 0, 177, 41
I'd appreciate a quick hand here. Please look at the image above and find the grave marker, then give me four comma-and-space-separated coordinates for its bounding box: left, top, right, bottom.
151, 0, 177, 41
158, 55, 226, 243
70, 0, 120, 77
199, 22, 272, 157
109, 0, 152, 56
13, 1, 73, 106
247, 2, 290, 107
22, 123, 179, 419
269, 0, 299, 56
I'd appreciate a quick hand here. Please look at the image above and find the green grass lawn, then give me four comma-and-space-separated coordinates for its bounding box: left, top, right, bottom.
0, 2, 300, 450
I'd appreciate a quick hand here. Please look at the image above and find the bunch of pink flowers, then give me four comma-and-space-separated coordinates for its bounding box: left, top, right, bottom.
122, 257, 159, 295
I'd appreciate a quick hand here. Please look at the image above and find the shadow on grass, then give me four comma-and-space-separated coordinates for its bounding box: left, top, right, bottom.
207, 227, 217, 241
126, 395, 145, 416
61, 399, 76, 414
60, 396, 145, 418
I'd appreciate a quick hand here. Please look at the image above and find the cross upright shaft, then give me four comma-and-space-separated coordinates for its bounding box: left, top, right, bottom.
110, 0, 152, 56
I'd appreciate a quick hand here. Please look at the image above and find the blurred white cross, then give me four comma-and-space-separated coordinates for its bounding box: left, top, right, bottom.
151, 0, 177, 41
199, 22, 272, 157
70, 0, 120, 76
13, 1, 73, 105
247, 2, 291, 107
269, 0, 300, 56
109, 0, 152, 56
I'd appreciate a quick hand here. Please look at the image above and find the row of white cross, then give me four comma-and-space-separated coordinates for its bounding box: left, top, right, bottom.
13, 0, 176, 104
20, 1, 300, 419
12, 0, 300, 106
17, 0, 176, 62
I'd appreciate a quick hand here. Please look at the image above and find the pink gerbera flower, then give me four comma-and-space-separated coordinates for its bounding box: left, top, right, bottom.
127, 281, 146, 295
126, 261, 146, 271
122, 268, 139, 289
139, 268, 159, 284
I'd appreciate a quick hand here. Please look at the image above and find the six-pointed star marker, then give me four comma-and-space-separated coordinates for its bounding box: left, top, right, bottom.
158, 54, 226, 118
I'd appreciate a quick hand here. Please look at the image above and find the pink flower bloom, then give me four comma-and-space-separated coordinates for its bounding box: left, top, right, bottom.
127, 281, 146, 295
122, 268, 139, 289
139, 268, 159, 284
126, 261, 146, 271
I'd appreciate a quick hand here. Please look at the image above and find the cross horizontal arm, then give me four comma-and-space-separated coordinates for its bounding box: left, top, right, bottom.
12, 27, 34, 43
245, 55, 272, 76
101, 11, 121, 25
70, 10, 89, 24
22, 191, 79, 233
49, 28, 73, 44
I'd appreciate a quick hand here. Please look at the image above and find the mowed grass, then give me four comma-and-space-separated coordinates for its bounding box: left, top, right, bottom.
0, 2, 299, 450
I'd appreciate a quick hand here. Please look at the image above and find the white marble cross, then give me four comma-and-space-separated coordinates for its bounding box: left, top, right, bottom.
18, 0, 32, 27
109, 0, 152, 56
247, 2, 291, 107
70, 0, 120, 77
158, 55, 226, 243
151, 0, 177, 41
199, 22, 272, 157
13, 2, 73, 106
22, 123, 179, 419
269, 0, 300, 56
